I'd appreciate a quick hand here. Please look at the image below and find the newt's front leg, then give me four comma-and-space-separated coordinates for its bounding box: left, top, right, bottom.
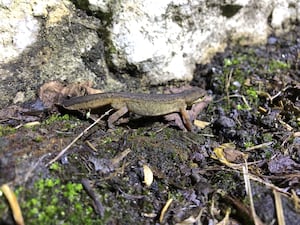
179, 107, 193, 131
107, 106, 129, 128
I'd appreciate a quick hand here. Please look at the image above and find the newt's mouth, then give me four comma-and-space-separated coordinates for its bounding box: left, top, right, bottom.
192, 95, 207, 104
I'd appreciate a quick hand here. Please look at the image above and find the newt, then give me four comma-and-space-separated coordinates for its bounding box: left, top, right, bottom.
62, 87, 206, 131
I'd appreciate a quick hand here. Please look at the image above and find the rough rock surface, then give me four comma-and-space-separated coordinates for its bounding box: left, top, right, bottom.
91, 0, 299, 83
0, 0, 109, 107
0, 0, 298, 107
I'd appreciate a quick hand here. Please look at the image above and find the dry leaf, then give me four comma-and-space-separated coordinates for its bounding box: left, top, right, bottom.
39, 81, 102, 108
143, 164, 154, 187
211, 143, 248, 167
159, 198, 173, 223
194, 119, 210, 129
1, 184, 24, 225
291, 190, 300, 212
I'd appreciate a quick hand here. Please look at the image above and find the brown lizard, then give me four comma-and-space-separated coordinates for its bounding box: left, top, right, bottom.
62, 87, 206, 131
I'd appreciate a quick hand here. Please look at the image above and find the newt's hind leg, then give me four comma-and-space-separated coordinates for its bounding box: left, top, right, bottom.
180, 107, 193, 131
107, 106, 129, 128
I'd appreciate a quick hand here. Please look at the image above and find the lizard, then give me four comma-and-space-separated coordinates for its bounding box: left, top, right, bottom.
62, 87, 206, 131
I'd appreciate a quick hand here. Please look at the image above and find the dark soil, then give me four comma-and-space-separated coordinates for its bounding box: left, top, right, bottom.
0, 24, 299, 225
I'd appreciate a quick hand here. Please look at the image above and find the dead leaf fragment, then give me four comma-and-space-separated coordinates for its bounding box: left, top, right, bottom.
211, 143, 248, 167
291, 190, 300, 212
273, 190, 285, 225
1, 184, 24, 225
194, 119, 210, 129
159, 198, 173, 223
22, 121, 41, 128
143, 164, 154, 187
175, 208, 204, 225
39, 81, 102, 108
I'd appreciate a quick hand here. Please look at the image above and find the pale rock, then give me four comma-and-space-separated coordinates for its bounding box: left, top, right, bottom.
88, 0, 299, 83
0, 0, 71, 63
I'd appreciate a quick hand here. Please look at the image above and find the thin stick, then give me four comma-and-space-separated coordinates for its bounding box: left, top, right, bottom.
25, 154, 49, 182
273, 189, 285, 225
245, 141, 273, 151
81, 178, 104, 216
243, 161, 265, 225
46, 109, 113, 167
225, 69, 233, 107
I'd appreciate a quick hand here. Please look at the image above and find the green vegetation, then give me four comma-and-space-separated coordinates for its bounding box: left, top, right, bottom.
236, 104, 250, 110
44, 114, 70, 125
49, 162, 61, 172
262, 133, 273, 142
263, 150, 272, 159
20, 178, 105, 225
268, 59, 290, 72
43, 114, 80, 131
212, 171, 238, 193
33, 135, 43, 142
220, 51, 291, 113
0, 125, 16, 136
246, 88, 258, 100
244, 141, 254, 148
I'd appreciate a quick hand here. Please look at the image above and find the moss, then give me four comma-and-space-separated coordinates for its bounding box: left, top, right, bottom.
236, 104, 250, 111
33, 135, 43, 142
246, 88, 258, 99
262, 133, 273, 142
211, 171, 239, 193
245, 87, 259, 107
244, 141, 254, 148
49, 162, 61, 172
0, 125, 16, 136
18, 178, 106, 225
268, 59, 290, 72
100, 136, 113, 144
220, 52, 282, 111
44, 114, 71, 125
263, 150, 272, 159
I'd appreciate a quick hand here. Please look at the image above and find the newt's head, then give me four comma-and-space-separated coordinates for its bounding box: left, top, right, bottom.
183, 88, 206, 106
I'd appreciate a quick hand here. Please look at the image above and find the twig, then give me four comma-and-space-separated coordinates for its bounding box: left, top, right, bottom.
225, 69, 233, 106
243, 161, 265, 225
24, 154, 49, 182
273, 189, 285, 225
214, 94, 251, 110
46, 109, 113, 166
81, 178, 104, 216
245, 142, 273, 151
